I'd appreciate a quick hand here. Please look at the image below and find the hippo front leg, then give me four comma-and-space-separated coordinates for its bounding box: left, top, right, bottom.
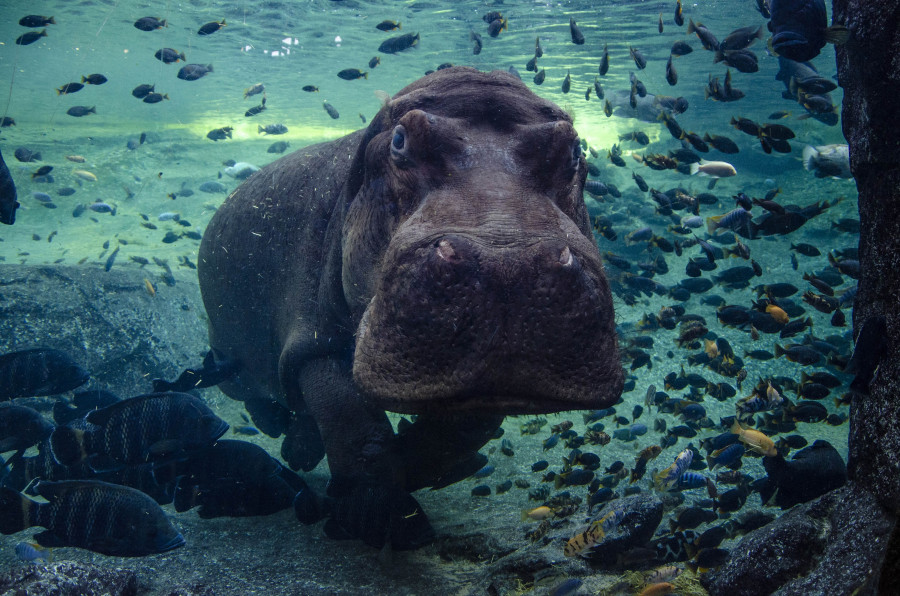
298, 358, 434, 550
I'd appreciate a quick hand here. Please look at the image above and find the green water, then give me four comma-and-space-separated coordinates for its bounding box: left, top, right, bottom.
0, 0, 858, 592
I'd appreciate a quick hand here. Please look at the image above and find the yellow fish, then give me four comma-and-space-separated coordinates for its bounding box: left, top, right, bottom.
731, 420, 777, 456
73, 170, 97, 182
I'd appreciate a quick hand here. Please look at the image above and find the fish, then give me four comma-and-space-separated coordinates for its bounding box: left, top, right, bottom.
16, 30, 48, 46
674, 0, 684, 26
15, 541, 52, 563
487, 18, 507, 38
569, 17, 585, 45
151, 350, 241, 393
687, 19, 720, 51
49, 391, 229, 470
564, 508, 626, 556
132, 84, 155, 98
703, 134, 739, 154
244, 83, 265, 99
562, 71, 571, 94
802, 144, 851, 178
630, 46, 647, 69
378, 33, 419, 54
66, 106, 95, 117
258, 123, 288, 135
207, 127, 233, 141
533, 69, 546, 85
666, 55, 678, 85
53, 388, 121, 426
0, 404, 55, 452
323, 102, 340, 119
0, 148, 18, 225
198, 19, 226, 36
731, 420, 777, 456
691, 160, 736, 178
178, 64, 213, 81
0, 480, 185, 556
720, 25, 764, 51
654, 448, 693, 490
268, 141, 290, 154
57, 82, 84, 95
599, 44, 610, 76
73, 170, 98, 182
143, 92, 168, 104
19, 15, 56, 27
134, 16, 166, 31
0, 349, 89, 400
337, 68, 367, 80
245, 99, 267, 117
767, 0, 849, 62
376, 20, 401, 32
155, 48, 185, 64
14, 148, 41, 162
714, 48, 759, 73
81, 73, 107, 85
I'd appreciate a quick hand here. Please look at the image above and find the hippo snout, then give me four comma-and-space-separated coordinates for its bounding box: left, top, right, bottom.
353, 232, 624, 415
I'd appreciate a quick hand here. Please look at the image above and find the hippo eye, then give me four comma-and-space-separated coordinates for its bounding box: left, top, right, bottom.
391, 126, 406, 151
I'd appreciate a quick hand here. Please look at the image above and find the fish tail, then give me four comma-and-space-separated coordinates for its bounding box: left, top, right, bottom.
49, 426, 88, 467
825, 25, 850, 46
730, 419, 743, 436
161, 19, 167, 28
687, 19, 696, 35
0, 487, 33, 535
801, 145, 818, 171
706, 214, 722, 235
397, 22, 401, 29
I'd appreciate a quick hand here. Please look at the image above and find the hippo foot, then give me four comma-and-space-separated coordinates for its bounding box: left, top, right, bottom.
322, 479, 434, 550
280, 413, 325, 472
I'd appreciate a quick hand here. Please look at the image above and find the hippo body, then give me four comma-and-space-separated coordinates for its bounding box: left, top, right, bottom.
198, 67, 623, 548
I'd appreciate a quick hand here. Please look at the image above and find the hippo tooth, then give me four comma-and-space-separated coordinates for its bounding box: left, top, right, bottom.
559, 246, 573, 267
437, 239, 458, 262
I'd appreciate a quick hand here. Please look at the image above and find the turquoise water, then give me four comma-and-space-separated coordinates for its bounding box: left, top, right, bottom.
0, 0, 857, 593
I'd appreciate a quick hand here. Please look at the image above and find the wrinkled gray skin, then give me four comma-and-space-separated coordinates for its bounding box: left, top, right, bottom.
199, 67, 624, 548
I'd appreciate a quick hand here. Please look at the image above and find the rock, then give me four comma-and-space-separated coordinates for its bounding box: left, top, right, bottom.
0, 264, 209, 399
0, 561, 137, 595
583, 492, 663, 566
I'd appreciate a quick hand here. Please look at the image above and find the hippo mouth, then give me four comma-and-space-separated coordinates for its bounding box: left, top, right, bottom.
351, 234, 624, 415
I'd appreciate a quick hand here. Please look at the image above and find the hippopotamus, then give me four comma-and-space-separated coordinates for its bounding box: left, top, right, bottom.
198, 67, 624, 549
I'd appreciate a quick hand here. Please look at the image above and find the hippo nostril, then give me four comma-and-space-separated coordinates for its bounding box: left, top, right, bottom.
436, 238, 459, 262
559, 246, 573, 267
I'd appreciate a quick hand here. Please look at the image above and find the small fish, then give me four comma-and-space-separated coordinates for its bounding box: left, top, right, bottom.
731, 420, 776, 456
337, 68, 367, 80
81, 73, 108, 85
666, 55, 678, 85
267, 141, 290, 154
691, 160, 736, 178
15, 541, 52, 563
207, 127, 233, 141
562, 71, 571, 94
674, 0, 684, 26
143, 92, 169, 104
630, 46, 647, 69
66, 106, 95, 117
375, 20, 401, 32
155, 48, 186, 64
599, 44, 610, 75
569, 17, 585, 45
323, 102, 340, 119
258, 123, 288, 135
368, 56, 381, 69
57, 82, 84, 95
378, 33, 419, 54
134, 16, 167, 31
132, 84, 155, 99
88, 200, 115, 214
32, 165, 53, 179
533, 68, 546, 85
301, 85, 319, 93
16, 30, 48, 46
487, 18, 507, 38
802, 144, 851, 179
177, 64, 213, 81
19, 15, 56, 27
151, 350, 241, 393
65, 155, 86, 163
73, 170, 98, 182
198, 19, 226, 36
0, 480, 185, 556
244, 83, 265, 98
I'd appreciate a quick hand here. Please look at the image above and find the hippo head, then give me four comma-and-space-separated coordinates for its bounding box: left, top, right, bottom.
342, 67, 623, 415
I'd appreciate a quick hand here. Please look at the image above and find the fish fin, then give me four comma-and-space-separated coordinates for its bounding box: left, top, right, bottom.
825, 25, 850, 46
690, 162, 701, 176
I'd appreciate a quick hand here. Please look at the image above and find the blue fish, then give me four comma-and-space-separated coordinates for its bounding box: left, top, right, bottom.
709, 443, 745, 470
15, 541, 51, 562
675, 471, 708, 490
767, 0, 849, 62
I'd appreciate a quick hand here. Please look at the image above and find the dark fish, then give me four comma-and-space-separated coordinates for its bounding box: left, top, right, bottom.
258, 123, 288, 135
759, 440, 846, 508
177, 64, 213, 81
0, 148, 19, 225
659, 12, 664, 33
0, 404, 54, 452
533, 68, 546, 85
66, 106, 97, 118
207, 126, 233, 141
52, 388, 121, 425
267, 141, 290, 154
535, 37, 543, 58
301, 85, 318, 93
57, 82, 83, 95
774, 343, 821, 365
49, 391, 229, 470
671, 40, 693, 56
143, 92, 169, 104
569, 17, 585, 44
593, 78, 604, 99
0, 349, 89, 400
104, 246, 119, 272
666, 54, 678, 85
630, 46, 647, 69
768, 0, 849, 62
687, 19, 720, 51
81, 73, 107, 85
720, 25, 764, 51
132, 84, 155, 98
562, 71, 571, 94
714, 48, 759, 73
376, 20, 401, 32
134, 17, 166, 31
487, 18, 507, 38
0, 480, 185, 556
378, 33, 419, 54
152, 350, 240, 393
323, 101, 340, 119
19, 15, 56, 27
16, 30, 48, 46
337, 68, 367, 80
674, 0, 684, 26
245, 100, 267, 117
155, 48, 185, 64
703, 134, 739, 154
0, 117, 15, 127
198, 19, 226, 36
599, 44, 610, 76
